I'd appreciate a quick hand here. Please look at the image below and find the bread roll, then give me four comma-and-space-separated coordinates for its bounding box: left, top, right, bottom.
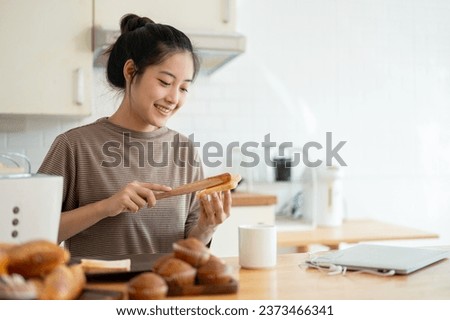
197, 255, 234, 285
152, 253, 174, 272
28, 277, 44, 298
0, 243, 16, 254
0, 251, 8, 275
172, 237, 210, 267
153, 257, 196, 287
7, 240, 70, 278
128, 272, 168, 300
39, 264, 86, 300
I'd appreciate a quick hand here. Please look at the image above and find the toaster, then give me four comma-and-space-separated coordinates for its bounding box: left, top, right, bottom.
0, 155, 63, 244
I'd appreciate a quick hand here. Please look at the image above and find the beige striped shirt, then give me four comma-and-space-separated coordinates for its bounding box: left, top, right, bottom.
38, 118, 204, 259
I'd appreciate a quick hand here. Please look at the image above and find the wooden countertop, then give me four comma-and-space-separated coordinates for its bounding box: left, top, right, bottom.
277, 218, 439, 251
85, 247, 450, 299
231, 191, 277, 207
211, 249, 450, 300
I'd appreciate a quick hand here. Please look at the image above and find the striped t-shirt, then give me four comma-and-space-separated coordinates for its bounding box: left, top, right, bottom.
38, 117, 204, 259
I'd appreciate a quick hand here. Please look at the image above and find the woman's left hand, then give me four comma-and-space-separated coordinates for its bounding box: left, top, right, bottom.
198, 190, 232, 230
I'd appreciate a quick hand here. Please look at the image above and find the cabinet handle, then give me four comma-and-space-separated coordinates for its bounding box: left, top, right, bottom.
222, 0, 231, 23
75, 68, 84, 105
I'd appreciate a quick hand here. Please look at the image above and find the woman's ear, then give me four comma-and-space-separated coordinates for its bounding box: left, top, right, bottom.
123, 59, 136, 82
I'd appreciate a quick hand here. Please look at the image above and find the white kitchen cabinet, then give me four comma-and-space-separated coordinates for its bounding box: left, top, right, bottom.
210, 204, 276, 257
94, 0, 237, 33
0, 0, 92, 116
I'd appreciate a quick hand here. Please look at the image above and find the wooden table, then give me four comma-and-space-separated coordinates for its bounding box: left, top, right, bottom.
277, 219, 439, 252
85, 248, 450, 299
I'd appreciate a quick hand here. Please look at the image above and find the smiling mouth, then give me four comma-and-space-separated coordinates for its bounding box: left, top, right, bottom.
154, 104, 173, 114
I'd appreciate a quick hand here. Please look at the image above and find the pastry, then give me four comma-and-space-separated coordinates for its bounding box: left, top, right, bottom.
39, 264, 86, 300
7, 240, 70, 278
196, 255, 234, 285
172, 237, 210, 267
0, 243, 16, 254
151, 253, 174, 272
153, 257, 196, 287
128, 272, 168, 300
0, 251, 8, 275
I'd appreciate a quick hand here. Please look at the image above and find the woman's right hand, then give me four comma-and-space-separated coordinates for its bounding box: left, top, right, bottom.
101, 181, 172, 217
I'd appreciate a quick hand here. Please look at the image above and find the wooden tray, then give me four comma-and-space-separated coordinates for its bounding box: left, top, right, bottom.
167, 278, 239, 296
78, 288, 124, 300
79, 279, 238, 299
74, 253, 239, 298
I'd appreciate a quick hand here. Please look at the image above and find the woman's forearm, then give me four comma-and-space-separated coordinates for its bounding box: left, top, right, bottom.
58, 181, 171, 243
58, 200, 108, 243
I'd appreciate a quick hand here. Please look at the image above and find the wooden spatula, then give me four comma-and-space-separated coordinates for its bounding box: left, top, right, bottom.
154, 173, 232, 200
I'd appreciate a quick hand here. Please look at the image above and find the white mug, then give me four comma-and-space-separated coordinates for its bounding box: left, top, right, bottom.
238, 224, 277, 269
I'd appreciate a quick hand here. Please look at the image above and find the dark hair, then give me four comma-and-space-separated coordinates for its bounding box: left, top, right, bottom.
106, 14, 200, 89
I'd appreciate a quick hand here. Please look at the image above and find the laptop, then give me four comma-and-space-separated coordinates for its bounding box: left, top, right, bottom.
306, 244, 450, 275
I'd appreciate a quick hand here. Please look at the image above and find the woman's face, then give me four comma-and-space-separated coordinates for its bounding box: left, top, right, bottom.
126, 52, 194, 131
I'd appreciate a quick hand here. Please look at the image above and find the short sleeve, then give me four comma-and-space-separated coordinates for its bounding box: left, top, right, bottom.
38, 134, 78, 211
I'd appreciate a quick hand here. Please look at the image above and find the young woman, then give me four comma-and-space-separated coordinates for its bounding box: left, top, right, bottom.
38, 14, 231, 259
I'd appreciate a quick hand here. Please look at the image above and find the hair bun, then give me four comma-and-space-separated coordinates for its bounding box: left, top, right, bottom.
120, 13, 154, 34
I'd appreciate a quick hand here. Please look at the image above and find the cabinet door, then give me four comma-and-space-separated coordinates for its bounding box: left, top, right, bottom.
0, 0, 92, 116
95, 0, 236, 33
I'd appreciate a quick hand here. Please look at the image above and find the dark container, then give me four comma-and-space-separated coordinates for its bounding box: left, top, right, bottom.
274, 157, 292, 181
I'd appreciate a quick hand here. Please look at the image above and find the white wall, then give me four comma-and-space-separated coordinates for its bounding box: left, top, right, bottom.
1, 0, 450, 244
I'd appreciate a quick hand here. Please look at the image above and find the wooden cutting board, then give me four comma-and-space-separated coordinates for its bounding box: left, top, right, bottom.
167, 278, 239, 296
78, 288, 124, 300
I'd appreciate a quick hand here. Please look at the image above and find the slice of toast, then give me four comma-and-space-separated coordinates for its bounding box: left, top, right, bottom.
197, 174, 242, 198
80, 258, 131, 274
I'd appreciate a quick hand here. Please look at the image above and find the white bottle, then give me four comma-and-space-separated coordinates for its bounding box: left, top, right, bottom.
301, 166, 344, 227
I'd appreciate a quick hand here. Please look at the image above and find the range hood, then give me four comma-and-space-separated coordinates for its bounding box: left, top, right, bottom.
93, 27, 246, 75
